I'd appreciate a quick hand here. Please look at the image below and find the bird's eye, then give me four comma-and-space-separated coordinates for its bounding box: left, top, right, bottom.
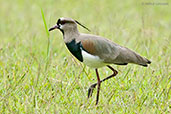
60, 21, 66, 25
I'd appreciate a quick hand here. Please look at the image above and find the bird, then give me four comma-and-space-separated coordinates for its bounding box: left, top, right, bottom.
49, 17, 151, 105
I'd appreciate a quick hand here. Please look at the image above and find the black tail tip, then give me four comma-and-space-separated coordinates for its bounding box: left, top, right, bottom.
142, 64, 148, 67
147, 60, 151, 64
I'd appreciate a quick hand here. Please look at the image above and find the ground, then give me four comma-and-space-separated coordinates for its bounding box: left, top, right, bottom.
0, 0, 170, 113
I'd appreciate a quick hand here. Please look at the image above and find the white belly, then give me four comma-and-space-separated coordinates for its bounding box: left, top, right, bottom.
82, 50, 107, 68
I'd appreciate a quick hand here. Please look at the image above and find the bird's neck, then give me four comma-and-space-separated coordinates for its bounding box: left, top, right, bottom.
63, 28, 80, 43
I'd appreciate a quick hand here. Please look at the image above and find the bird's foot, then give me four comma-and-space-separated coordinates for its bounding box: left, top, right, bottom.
88, 83, 97, 98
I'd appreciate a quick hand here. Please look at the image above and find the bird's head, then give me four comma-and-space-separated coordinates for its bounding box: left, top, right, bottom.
49, 17, 90, 34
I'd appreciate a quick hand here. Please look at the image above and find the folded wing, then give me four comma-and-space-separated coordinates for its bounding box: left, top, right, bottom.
79, 34, 151, 67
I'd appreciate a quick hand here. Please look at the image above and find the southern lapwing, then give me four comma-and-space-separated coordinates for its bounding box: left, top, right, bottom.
49, 17, 151, 105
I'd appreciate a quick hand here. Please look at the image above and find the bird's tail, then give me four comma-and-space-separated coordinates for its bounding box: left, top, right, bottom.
133, 52, 151, 67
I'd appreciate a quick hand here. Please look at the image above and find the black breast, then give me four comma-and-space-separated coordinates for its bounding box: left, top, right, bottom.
65, 39, 83, 62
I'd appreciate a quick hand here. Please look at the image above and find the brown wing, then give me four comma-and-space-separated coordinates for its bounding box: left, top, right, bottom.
81, 39, 96, 55
79, 33, 151, 66
79, 34, 120, 62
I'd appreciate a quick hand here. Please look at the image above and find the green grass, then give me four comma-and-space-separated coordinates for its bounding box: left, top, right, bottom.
0, 0, 170, 113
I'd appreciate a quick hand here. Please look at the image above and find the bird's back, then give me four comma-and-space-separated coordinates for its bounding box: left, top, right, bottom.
77, 33, 151, 67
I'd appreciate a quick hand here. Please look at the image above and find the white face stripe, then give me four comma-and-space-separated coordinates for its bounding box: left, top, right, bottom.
59, 24, 63, 29
60, 17, 65, 21
58, 18, 73, 30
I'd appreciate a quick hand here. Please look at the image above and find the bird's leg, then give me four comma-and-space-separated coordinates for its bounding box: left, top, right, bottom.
88, 65, 118, 98
95, 69, 101, 105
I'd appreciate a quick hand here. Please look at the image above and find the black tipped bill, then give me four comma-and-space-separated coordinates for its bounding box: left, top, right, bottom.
49, 24, 59, 31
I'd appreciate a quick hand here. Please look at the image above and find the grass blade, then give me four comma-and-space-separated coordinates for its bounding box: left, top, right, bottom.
41, 8, 51, 71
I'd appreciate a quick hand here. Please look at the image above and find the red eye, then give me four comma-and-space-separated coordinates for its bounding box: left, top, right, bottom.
60, 21, 66, 25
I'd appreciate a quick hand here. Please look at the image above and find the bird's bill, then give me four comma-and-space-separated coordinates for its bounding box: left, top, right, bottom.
49, 24, 59, 31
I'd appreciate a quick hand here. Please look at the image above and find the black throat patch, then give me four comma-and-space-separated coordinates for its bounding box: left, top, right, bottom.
65, 39, 83, 62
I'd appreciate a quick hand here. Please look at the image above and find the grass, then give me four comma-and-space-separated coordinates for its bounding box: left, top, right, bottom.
0, 0, 170, 113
